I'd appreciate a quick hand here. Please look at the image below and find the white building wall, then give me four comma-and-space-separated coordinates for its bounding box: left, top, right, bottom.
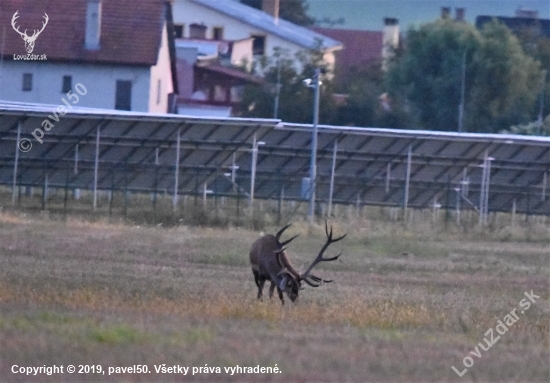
149, 23, 175, 113
173, 0, 308, 59
230, 39, 253, 68
0, 60, 151, 112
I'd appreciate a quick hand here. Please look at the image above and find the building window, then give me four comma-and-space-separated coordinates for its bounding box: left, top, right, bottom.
173, 24, 184, 38
214, 85, 227, 102
156, 79, 161, 105
189, 23, 207, 39
22, 73, 33, 91
115, 80, 132, 111
251, 35, 266, 55
212, 27, 224, 40
62, 76, 72, 93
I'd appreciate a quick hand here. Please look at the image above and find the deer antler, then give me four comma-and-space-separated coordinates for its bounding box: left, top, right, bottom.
11, 11, 26, 38
275, 223, 299, 249
31, 13, 49, 39
300, 221, 346, 286
11, 11, 48, 40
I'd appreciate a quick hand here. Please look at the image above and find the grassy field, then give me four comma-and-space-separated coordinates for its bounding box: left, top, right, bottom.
0, 209, 549, 382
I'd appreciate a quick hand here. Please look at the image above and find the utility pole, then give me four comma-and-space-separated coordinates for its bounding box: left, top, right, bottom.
273, 57, 281, 119
307, 68, 321, 223
537, 70, 547, 135
458, 51, 466, 132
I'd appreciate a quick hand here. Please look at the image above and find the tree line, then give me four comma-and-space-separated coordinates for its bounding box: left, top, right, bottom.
237, 12, 550, 135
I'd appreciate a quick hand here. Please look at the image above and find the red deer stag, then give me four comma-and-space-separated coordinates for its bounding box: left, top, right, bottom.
249, 222, 346, 304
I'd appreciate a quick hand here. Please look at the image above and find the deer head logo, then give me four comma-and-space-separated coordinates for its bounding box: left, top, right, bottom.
11, 11, 49, 54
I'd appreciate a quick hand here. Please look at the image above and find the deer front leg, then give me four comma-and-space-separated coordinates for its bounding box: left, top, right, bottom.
277, 287, 285, 305
253, 270, 265, 300
268, 281, 276, 300
268, 282, 284, 305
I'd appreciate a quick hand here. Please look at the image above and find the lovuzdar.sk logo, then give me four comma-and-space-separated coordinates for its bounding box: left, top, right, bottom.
11, 10, 48, 59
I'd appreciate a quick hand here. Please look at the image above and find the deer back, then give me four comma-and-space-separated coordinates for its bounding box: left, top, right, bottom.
249, 234, 300, 281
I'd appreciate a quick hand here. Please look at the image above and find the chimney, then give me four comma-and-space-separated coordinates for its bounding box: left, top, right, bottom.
441, 7, 451, 19
85, 0, 102, 50
382, 18, 399, 71
383, 18, 399, 49
262, 0, 280, 22
455, 8, 465, 22
515, 8, 538, 18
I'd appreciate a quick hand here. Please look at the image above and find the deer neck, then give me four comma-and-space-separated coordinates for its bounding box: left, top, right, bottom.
277, 251, 301, 279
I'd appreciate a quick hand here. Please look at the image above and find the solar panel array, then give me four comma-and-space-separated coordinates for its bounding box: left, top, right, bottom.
1, 101, 549, 217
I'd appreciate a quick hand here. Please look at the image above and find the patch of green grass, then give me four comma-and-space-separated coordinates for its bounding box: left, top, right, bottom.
36, 311, 77, 324
361, 235, 447, 258
89, 324, 146, 345
182, 328, 215, 345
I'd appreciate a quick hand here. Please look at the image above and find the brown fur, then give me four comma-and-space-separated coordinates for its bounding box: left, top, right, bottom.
249, 233, 301, 304
249, 222, 345, 305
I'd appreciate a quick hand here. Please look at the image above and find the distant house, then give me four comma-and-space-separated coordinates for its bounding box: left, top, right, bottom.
176, 49, 264, 117
0, 0, 178, 113
311, 28, 384, 77
311, 18, 400, 82
174, 29, 263, 117
172, 0, 342, 71
476, 9, 550, 38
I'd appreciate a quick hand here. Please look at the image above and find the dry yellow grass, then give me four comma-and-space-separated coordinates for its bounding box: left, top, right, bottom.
0, 210, 549, 382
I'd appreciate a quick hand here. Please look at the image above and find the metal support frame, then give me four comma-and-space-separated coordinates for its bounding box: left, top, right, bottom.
250, 133, 264, 211
385, 162, 391, 193
74, 144, 79, 174
328, 139, 338, 217
455, 188, 461, 225
64, 162, 70, 214
173, 127, 181, 211
12, 121, 21, 205
231, 152, 237, 190
478, 151, 493, 226
202, 182, 212, 209
42, 172, 48, 210
542, 171, 547, 201
4, 106, 550, 218
93, 124, 100, 210
277, 185, 284, 224
250, 134, 257, 208
403, 145, 412, 215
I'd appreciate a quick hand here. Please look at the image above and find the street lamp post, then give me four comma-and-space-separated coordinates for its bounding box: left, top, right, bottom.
305, 68, 321, 223
250, 134, 265, 213
458, 51, 466, 132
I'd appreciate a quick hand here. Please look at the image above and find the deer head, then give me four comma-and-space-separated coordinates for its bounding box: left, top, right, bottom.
12, 11, 49, 54
281, 221, 346, 290
272, 224, 301, 301
273, 222, 346, 302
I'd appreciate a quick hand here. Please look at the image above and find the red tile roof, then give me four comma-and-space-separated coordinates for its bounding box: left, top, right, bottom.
176, 58, 263, 100
195, 61, 263, 84
311, 27, 383, 70
1, 0, 167, 66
